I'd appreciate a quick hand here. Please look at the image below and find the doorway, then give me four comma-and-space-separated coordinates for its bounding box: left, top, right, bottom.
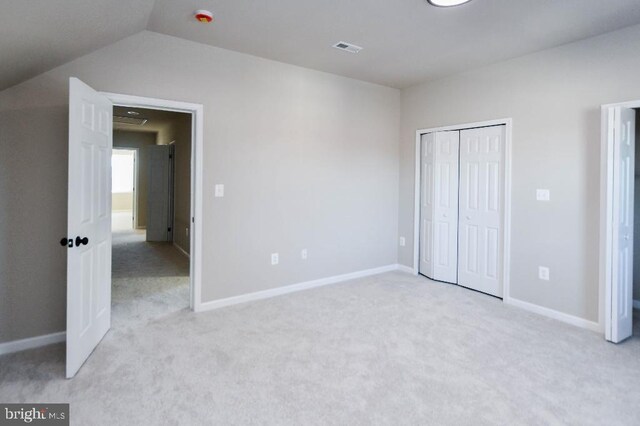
600, 102, 640, 343
110, 106, 193, 326
111, 148, 137, 231
65, 78, 204, 378
413, 118, 513, 299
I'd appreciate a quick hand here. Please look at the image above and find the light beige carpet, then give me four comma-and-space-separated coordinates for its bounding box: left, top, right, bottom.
111, 229, 189, 328
1, 250, 639, 425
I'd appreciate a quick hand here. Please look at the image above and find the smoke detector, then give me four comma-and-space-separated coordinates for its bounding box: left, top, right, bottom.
332, 41, 363, 54
194, 10, 213, 23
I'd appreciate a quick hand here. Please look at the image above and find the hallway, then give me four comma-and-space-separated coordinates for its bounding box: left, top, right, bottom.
112, 229, 189, 328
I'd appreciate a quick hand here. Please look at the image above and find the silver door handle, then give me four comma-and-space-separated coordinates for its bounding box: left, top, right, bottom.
624, 235, 630, 240
466, 216, 471, 220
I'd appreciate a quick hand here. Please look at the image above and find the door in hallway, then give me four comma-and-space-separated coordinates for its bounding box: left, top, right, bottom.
147, 145, 173, 242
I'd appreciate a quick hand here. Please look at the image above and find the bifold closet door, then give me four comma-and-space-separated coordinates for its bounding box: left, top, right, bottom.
419, 131, 460, 283
458, 126, 505, 297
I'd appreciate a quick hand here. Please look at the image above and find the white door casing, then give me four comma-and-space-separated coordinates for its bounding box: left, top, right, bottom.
66, 78, 113, 378
610, 107, 635, 343
419, 131, 460, 283
458, 126, 505, 297
147, 145, 172, 242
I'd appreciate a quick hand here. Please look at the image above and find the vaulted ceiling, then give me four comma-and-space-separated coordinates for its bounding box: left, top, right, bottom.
3, 0, 640, 91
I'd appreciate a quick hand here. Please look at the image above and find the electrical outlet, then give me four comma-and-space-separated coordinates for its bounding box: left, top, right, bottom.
536, 189, 550, 201
186, 227, 189, 238
538, 266, 550, 281
399, 237, 406, 247
301, 249, 308, 260
271, 253, 279, 265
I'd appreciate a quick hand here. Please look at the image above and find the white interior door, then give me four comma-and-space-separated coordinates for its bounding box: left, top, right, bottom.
419, 131, 460, 283
420, 133, 435, 278
458, 126, 504, 297
67, 77, 113, 378
433, 131, 460, 283
611, 107, 636, 343
147, 145, 171, 242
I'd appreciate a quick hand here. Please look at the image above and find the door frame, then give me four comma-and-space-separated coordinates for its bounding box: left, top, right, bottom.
600, 99, 640, 341
412, 118, 513, 300
102, 92, 204, 312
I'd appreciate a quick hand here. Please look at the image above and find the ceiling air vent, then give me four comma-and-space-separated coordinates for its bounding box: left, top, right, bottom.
113, 115, 148, 126
332, 41, 363, 54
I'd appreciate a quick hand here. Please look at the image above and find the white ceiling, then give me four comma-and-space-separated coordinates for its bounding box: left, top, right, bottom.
3, 0, 640, 91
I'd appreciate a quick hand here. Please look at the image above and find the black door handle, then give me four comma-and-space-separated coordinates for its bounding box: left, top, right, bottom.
75, 236, 89, 246
60, 238, 73, 248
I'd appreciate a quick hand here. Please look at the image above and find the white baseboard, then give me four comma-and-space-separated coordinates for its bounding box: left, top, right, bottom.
504, 297, 601, 333
0, 332, 66, 356
196, 264, 400, 313
633, 299, 640, 310
396, 264, 417, 275
173, 242, 190, 258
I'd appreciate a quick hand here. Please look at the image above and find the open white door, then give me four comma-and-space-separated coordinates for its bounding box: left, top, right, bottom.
147, 145, 172, 242
610, 107, 635, 343
66, 78, 113, 378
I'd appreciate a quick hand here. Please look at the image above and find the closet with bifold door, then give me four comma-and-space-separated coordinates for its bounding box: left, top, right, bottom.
419, 125, 505, 298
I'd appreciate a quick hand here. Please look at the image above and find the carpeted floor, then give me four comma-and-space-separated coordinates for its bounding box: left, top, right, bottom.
111, 229, 189, 328
1, 247, 640, 424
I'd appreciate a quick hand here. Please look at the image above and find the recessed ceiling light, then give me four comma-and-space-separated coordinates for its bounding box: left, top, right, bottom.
126, 111, 140, 116
427, 0, 473, 6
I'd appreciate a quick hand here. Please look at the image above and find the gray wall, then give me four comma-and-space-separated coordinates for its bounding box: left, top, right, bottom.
113, 130, 157, 228
0, 31, 400, 343
399, 24, 640, 324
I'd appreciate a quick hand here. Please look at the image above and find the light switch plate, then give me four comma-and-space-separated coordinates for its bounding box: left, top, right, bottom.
399, 237, 406, 247
271, 253, 279, 265
538, 266, 550, 281
214, 184, 224, 197
301, 249, 308, 260
536, 189, 550, 201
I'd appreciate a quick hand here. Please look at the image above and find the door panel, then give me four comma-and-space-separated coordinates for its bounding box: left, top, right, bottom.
147, 145, 172, 242
419, 133, 435, 277
419, 131, 460, 283
458, 126, 505, 297
67, 77, 112, 378
611, 107, 635, 343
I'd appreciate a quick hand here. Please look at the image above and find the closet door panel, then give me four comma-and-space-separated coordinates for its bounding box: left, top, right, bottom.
458, 126, 504, 297
419, 133, 435, 277
432, 131, 460, 283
